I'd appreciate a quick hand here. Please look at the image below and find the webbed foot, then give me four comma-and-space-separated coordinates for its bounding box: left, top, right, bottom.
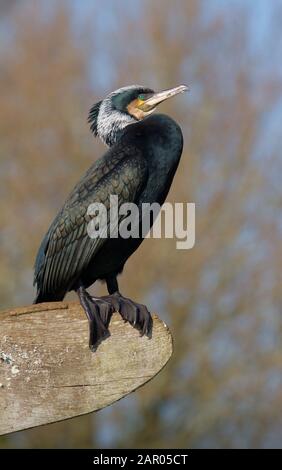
77, 287, 114, 351
106, 292, 153, 337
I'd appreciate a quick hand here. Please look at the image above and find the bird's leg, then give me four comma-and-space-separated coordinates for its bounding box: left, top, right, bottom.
76, 285, 113, 351
104, 276, 153, 337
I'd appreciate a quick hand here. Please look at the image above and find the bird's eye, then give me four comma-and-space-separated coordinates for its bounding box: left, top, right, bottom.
138, 94, 146, 101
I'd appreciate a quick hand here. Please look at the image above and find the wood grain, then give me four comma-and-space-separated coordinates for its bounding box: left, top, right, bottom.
0, 302, 173, 435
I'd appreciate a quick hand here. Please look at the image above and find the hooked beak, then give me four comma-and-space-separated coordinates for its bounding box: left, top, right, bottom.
140, 85, 189, 111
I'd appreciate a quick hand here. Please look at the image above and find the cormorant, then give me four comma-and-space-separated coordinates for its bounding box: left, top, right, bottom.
34, 84, 187, 351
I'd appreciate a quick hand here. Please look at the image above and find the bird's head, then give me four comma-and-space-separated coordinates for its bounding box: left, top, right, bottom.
88, 84, 188, 146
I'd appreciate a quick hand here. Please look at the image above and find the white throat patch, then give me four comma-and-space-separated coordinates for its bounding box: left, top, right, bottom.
97, 85, 144, 146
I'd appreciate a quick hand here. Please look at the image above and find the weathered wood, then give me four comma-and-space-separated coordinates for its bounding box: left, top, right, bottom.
0, 302, 173, 435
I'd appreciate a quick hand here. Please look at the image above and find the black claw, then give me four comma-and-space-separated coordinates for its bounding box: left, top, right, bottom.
110, 293, 152, 338
139, 304, 153, 336
88, 317, 110, 352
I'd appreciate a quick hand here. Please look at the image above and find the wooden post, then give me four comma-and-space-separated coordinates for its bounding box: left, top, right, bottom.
0, 302, 173, 435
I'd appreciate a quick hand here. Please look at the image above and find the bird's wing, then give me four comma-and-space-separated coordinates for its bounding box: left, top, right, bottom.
34, 145, 147, 296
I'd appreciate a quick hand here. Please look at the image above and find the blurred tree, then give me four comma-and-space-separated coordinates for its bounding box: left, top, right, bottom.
0, 0, 282, 449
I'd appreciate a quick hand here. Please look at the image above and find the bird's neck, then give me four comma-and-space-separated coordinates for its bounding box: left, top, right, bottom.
97, 103, 136, 147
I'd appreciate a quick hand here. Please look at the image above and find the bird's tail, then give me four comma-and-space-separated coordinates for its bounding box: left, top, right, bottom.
34, 290, 65, 304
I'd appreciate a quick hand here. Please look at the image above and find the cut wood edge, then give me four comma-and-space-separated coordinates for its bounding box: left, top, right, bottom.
0, 302, 173, 435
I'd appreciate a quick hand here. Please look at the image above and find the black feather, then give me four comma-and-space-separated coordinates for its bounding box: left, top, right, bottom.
34, 113, 183, 304
88, 101, 102, 136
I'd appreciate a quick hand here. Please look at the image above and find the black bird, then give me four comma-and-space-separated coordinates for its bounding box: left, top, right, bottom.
34, 84, 187, 350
